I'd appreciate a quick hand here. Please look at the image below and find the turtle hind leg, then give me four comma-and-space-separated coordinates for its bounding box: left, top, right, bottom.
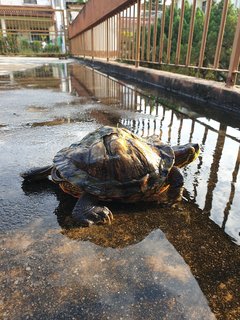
72, 193, 113, 227
21, 165, 53, 182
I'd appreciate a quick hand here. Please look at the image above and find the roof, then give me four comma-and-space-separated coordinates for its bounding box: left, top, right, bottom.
0, 5, 54, 18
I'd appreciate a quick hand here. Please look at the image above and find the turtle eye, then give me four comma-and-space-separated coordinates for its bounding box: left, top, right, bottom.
159, 159, 168, 177
159, 159, 163, 175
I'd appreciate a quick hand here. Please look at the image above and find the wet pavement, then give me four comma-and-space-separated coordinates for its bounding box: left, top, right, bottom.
0, 57, 240, 319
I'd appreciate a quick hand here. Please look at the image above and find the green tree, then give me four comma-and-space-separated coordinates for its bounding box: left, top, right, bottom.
205, 0, 238, 68
140, 0, 238, 69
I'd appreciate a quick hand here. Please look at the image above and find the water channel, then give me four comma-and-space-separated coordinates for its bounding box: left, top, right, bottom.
0, 59, 239, 319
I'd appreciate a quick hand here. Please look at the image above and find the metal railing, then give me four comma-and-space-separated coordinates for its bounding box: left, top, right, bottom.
68, 0, 240, 87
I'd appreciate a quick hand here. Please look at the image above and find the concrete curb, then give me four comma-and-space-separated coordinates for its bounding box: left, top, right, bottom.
76, 57, 240, 115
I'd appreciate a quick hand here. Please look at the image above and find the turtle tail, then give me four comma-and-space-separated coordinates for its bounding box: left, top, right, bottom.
21, 165, 53, 182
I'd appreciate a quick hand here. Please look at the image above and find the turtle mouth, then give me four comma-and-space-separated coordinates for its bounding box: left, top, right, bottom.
174, 143, 200, 168
51, 166, 65, 183
190, 143, 200, 162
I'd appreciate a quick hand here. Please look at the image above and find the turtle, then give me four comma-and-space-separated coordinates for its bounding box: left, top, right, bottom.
21, 126, 199, 226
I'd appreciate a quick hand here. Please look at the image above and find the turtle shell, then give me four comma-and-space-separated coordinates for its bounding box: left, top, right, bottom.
53, 126, 174, 199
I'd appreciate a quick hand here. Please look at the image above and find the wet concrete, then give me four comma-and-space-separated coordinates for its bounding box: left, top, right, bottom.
0, 57, 240, 320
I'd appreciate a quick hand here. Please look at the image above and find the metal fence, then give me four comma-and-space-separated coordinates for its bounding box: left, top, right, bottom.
0, 6, 67, 55
69, 0, 240, 87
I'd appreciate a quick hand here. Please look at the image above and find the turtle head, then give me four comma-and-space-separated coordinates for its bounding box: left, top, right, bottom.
173, 143, 200, 168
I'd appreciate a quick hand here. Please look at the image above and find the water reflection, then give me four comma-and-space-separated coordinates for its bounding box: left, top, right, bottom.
1, 60, 240, 319
68, 64, 240, 245
1, 62, 239, 244
0, 221, 216, 320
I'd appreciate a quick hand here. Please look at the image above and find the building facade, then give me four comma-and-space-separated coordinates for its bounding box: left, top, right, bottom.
0, 0, 68, 54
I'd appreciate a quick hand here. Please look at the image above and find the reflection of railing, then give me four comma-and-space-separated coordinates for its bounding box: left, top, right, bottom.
70, 63, 240, 243
69, 0, 240, 87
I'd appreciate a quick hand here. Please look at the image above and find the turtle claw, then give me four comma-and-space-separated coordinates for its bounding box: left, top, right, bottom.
73, 203, 113, 226
95, 206, 114, 225
71, 194, 113, 227
83, 206, 113, 225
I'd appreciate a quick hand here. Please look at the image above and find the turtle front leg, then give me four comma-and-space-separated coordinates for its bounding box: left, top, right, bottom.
166, 166, 184, 206
72, 193, 113, 227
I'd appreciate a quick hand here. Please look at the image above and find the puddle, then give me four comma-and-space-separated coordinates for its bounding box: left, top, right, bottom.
0, 60, 240, 320
26, 106, 49, 112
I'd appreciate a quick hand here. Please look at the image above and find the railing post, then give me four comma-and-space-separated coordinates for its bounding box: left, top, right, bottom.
107, 19, 109, 61
141, 0, 146, 61
118, 13, 121, 59
91, 28, 94, 60
159, 0, 166, 63
147, 0, 152, 61
135, 0, 141, 67
226, 12, 240, 87
167, 0, 175, 64
152, 0, 159, 62
62, 9, 67, 54
175, 0, 185, 65
199, 0, 212, 68
185, 0, 196, 66
214, 0, 229, 69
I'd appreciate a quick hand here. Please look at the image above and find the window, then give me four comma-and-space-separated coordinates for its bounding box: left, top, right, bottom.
24, 0, 37, 4
202, 1, 206, 13
54, 0, 62, 7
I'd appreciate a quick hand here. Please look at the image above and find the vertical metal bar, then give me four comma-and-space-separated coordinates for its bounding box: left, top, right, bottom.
54, 10, 58, 47
135, 0, 141, 67
132, 4, 136, 60
127, 7, 132, 59
167, 0, 175, 64
85, 32, 87, 57
186, 0, 196, 66
159, 0, 166, 63
147, 0, 152, 61
110, 17, 112, 58
175, 0, 185, 65
152, 0, 159, 62
113, 16, 115, 58
125, 8, 128, 59
141, 0, 147, 61
123, 9, 126, 59
131, 5, 134, 60
91, 28, 94, 60
83, 32, 86, 58
113, 15, 116, 58
226, 12, 240, 87
79, 34, 82, 56
109, 18, 111, 58
105, 21, 107, 58
199, 0, 213, 68
106, 18, 109, 61
62, 9, 67, 54
214, 0, 229, 69
125, 8, 129, 59
118, 13, 121, 59
121, 10, 126, 59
